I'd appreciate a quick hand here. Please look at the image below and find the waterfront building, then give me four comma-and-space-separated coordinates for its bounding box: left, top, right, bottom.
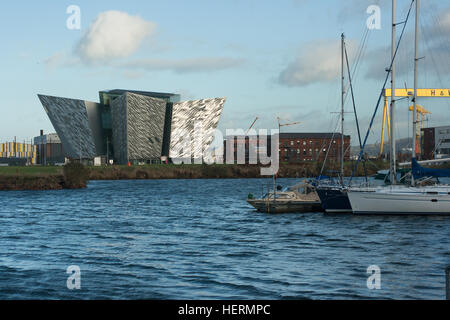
223, 132, 350, 164
33, 131, 65, 165
422, 125, 450, 160
0, 141, 37, 165
278, 133, 350, 163
223, 135, 272, 164
38, 90, 226, 165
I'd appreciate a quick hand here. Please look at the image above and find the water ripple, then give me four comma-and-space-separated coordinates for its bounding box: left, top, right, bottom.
0, 178, 449, 299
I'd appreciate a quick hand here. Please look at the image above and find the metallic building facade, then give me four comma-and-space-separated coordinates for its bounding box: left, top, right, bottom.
38, 95, 103, 159
169, 98, 226, 160
111, 92, 167, 164
38, 90, 225, 164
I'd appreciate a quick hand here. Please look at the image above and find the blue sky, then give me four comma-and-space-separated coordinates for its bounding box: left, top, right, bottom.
0, 0, 449, 146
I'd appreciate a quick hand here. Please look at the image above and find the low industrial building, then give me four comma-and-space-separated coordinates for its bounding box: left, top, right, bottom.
33, 131, 65, 165
38, 90, 226, 165
0, 140, 37, 165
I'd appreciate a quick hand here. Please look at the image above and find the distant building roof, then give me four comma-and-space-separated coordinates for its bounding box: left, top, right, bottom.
280, 132, 350, 139
34, 133, 61, 145
99, 89, 181, 104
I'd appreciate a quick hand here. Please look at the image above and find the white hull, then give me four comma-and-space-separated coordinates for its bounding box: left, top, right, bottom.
348, 186, 450, 215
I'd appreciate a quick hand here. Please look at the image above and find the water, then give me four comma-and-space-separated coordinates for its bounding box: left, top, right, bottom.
0, 178, 449, 299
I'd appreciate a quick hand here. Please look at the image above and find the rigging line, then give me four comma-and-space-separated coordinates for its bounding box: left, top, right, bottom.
431, 11, 450, 78
331, 22, 372, 125
420, 17, 450, 109
315, 114, 343, 165
433, 10, 450, 54
319, 113, 341, 177
342, 28, 372, 108
343, 28, 369, 104
345, 43, 368, 183
350, 29, 368, 78
325, 16, 373, 160
349, 0, 416, 186
319, 114, 341, 175
352, 28, 371, 82
420, 24, 450, 109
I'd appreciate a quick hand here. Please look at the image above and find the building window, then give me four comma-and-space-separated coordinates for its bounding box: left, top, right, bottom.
290, 141, 294, 146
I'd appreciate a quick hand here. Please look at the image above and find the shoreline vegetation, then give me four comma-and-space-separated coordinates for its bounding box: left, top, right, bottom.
0, 160, 398, 191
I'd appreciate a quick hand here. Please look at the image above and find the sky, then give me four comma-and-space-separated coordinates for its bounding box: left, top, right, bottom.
0, 0, 449, 146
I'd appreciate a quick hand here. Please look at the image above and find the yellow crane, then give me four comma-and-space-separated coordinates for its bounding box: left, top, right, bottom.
408, 104, 431, 155
380, 88, 449, 156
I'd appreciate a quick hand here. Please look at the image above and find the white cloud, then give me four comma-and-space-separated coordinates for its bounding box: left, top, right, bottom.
42, 52, 80, 69
121, 57, 244, 73
43, 52, 65, 68
76, 10, 156, 62
279, 40, 352, 87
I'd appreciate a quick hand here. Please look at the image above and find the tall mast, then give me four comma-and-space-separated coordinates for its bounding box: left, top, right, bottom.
390, 0, 397, 185
341, 33, 345, 185
412, 0, 420, 185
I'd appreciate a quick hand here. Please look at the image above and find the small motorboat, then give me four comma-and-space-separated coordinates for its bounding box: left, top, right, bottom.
246, 181, 323, 214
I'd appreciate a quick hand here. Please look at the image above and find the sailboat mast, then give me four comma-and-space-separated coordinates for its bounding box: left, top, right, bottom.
413, 0, 419, 161
390, 0, 397, 185
412, 0, 420, 185
341, 33, 345, 184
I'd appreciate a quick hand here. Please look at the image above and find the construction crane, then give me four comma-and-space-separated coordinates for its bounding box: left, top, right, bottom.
408, 104, 431, 156
380, 88, 449, 157
277, 117, 302, 133
245, 117, 259, 135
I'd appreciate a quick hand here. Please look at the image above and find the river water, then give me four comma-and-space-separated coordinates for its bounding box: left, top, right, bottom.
0, 178, 449, 299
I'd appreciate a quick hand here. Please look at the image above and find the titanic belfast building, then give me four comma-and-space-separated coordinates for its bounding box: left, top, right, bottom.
38, 90, 226, 164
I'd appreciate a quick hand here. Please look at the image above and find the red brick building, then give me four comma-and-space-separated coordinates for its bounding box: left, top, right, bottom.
223, 132, 350, 164
224, 135, 271, 164
279, 133, 350, 163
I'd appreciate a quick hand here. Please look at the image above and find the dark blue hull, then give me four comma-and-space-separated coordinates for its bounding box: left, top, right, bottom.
316, 188, 352, 213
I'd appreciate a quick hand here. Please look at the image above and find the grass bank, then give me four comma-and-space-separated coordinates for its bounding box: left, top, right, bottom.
0, 160, 390, 190
0, 163, 88, 191
87, 160, 387, 180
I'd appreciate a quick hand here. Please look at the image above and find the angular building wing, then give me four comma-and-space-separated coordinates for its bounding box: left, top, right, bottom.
169, 98, 226, 160
38, 95, 104, 159
111, 92, 167, 164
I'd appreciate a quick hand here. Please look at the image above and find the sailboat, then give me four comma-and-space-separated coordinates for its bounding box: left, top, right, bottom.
347, 0, 450, 215
316, 34, 366, 213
